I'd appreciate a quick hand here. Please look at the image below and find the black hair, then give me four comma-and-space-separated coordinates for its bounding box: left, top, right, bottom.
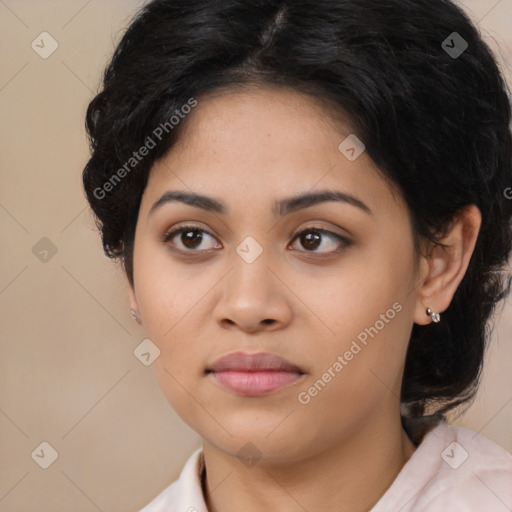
82, 0, 512, 440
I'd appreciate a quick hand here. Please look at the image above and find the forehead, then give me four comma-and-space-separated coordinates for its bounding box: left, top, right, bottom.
140, 86, 405, 220
172, 85, 351, 162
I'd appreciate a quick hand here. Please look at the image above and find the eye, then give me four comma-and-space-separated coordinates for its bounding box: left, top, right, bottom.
162, 225, 221, 252
288, 227, 351, 254
162, 224, 351, 256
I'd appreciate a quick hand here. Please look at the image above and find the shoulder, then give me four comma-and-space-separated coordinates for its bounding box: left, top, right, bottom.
433, 421, 512, 468
418, 422, 512, 511
138, 448, 207, 512
372, 421, 512, 512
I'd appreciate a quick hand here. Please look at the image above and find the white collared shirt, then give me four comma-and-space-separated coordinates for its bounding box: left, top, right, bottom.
139, 421, 512, 511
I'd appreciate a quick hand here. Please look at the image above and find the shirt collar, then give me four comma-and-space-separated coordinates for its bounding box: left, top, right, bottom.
172, 447, 209, 512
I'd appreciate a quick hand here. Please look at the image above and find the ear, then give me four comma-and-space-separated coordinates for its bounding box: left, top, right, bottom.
127, 278, 142, 325
128, 282, 139, 311
413, 204, 481, 325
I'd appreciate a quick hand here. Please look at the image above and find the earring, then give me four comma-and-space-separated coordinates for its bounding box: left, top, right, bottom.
130, 308, 141, 324
426, 307, 441, 323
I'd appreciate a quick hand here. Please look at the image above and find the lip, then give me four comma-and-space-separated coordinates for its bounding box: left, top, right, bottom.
206, 351, 306, 396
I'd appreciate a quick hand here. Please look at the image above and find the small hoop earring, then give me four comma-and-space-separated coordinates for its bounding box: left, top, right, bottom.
426, 307, 441, 323
130, 308, 141, 324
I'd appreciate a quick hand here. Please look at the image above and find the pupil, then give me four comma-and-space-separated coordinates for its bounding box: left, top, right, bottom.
302, 231, 320, 250
183, 229, 202, 249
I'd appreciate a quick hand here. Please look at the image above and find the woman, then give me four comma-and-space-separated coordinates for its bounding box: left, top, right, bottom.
82, 0, 512, 510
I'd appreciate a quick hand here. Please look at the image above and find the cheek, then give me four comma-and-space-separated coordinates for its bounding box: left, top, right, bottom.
133, 250, 210, 349
150, 330, 206, 422
299, 268, 402, 341
295, 309, 412, 428
297, 252, 413, 379
133, 245, 197, 339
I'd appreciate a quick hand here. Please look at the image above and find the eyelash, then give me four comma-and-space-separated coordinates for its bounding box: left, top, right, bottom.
161, 224, 352, 256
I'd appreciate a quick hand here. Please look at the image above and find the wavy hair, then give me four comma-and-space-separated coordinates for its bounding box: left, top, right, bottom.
82, 0, 512, 441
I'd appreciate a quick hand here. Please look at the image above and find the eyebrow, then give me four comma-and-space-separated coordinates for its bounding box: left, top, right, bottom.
148, 189, 372, 218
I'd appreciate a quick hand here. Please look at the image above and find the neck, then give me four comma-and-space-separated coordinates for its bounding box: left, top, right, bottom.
201, 415, 416, 512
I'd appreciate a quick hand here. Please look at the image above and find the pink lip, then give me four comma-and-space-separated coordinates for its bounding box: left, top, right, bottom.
206, 351, 305, 396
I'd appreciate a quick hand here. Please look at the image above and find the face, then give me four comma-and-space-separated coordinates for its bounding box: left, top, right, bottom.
129, 86, 421, 462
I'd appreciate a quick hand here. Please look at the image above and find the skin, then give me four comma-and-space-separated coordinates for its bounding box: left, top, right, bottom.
128, 85, 481, 512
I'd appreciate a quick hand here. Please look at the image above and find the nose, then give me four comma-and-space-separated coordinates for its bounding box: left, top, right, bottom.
212, 249, 293, 334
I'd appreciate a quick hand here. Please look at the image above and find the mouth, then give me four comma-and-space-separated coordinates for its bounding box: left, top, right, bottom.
206, 351, 306, 397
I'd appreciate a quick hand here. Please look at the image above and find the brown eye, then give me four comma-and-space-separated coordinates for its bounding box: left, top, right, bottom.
162, 226, 220, 252
289, 228, 351, 254
299, 231, 322, 251
179, 229, 204, 249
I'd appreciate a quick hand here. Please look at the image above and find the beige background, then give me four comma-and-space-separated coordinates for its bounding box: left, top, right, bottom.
0, 1, 511, 511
